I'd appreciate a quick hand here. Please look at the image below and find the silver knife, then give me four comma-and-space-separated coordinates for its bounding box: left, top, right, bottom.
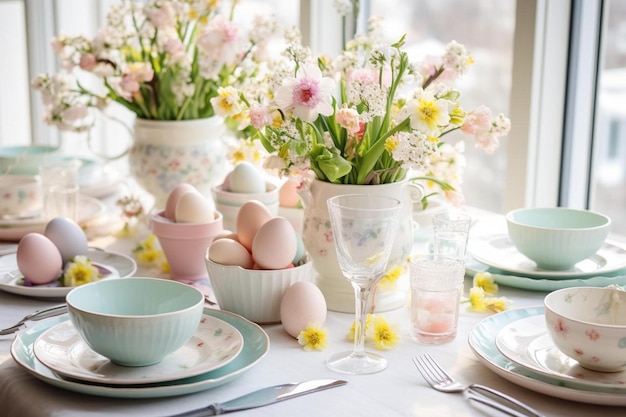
169, 379, 347, 416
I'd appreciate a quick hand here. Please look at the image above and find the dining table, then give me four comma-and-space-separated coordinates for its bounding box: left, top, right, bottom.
0, 191, 625, 417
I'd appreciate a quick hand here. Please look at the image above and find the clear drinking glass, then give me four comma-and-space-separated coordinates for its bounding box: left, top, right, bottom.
432, 211, 471, 262
326, 194, 402, 375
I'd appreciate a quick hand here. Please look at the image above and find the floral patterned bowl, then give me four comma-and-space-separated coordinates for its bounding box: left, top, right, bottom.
0, 175, 43, 217
544, 286, 626, 372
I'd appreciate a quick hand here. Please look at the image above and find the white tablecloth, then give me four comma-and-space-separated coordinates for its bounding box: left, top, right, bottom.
0, 212, 625, 417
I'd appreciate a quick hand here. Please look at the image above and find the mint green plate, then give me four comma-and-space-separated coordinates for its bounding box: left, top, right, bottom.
469, 307, 626, 406
466, 255, 626, 292
10, 308, 269, 398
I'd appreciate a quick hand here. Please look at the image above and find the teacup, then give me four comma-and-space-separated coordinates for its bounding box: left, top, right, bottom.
0, 175, 43, 217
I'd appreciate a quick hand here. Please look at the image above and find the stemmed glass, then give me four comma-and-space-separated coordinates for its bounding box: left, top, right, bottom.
326, 194, 402, 375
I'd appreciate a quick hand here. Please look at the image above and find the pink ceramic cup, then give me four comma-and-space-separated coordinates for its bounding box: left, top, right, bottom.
149, 210, 223, 282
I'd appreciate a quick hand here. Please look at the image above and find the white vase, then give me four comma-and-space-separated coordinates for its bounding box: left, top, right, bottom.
298, 178, 424, 313
129, 117, 230, 208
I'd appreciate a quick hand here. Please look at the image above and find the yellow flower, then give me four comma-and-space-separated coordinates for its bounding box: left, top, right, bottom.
473, 272, 498, 295
379, 265, 404, 289
468, 286, 487, 312
136, 249, 162, 265
484, 296, 512, 313
63, 256, 101, 287
370, 316, 400, 350
297, 324, 328, 351
347, 313, 374, 342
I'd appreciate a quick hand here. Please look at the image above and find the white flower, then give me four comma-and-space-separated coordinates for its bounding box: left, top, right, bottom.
274, 63, 336, 123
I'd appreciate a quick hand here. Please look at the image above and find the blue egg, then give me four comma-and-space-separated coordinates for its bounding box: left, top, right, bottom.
229, 162, 266, 194
292, 232, 306, 265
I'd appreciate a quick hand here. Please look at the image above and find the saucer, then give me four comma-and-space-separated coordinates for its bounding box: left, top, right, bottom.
34, 314, 244, 385
0, 195, 107, 241
0, 248, 137, 298
496, 315, 626, 392
469, 235, 626, 279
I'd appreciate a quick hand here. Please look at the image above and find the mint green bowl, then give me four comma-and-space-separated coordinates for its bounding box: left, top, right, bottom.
506, 207, 611, 270
66, 278, 204, 367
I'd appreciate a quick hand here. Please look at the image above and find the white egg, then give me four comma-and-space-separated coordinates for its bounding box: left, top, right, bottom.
164, 183, 197, 220
175, 190, 215, 223
280, 281, 327, 338
208, 238, 254, 269
44, 217, 88, 265
229, 162, 266, 194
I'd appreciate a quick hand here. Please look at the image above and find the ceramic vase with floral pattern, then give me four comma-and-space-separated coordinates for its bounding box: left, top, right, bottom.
298, 178, 424, 313
129, 117, 230, 208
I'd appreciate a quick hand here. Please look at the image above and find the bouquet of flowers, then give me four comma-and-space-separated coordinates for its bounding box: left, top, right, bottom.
32, 0, 281, 132
216, 17, 511, 203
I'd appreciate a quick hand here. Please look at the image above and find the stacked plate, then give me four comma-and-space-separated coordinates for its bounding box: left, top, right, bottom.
469, 306, 626, 406
10, 308, 270, 398
467, 234, 626, 291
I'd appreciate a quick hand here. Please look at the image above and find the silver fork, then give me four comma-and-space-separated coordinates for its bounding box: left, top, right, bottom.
0, 304, 67, 336
412, 354, 545, 417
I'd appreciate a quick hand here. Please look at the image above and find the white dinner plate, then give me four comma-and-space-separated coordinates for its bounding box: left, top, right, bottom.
469, 235, 626, 279
34, 315, 244, 385
495, 315, 626, 392
0, 248, 137, 298
11, 308, 269, 399
469, 306, 626, 406
0, 195, 107, 241
465, 255, 626, 292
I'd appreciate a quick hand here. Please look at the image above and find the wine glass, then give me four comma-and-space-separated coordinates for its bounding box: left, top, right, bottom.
326, 194, 402, 375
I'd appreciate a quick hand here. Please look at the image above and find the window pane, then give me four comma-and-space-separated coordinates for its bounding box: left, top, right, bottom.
369, 0, 515, 212
0, 1, 31, 147
592, 0, 626, 236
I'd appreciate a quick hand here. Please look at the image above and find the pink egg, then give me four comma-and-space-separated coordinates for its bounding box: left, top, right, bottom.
236, 200, 273, 251
16, 233, 63, 284
164, 183, 196, 220
280, 281, 327, 338
252, 217, 297, 269
279, 179, 301, 208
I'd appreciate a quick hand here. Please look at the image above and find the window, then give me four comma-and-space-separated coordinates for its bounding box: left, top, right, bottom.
4, 0, 624, 236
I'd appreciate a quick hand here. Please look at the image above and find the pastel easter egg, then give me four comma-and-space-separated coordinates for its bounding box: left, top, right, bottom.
280, 281, 327, 338
17, 233, 63, 284
251, 217, 297, 270
229, 162, 266, 194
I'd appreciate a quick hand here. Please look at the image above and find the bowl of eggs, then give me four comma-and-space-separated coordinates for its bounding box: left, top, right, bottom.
150, 183, 223, 282
206, 200, 313, 323
212, 162, 279, 231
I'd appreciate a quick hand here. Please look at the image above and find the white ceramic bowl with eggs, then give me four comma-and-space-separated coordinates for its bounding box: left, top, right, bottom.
212, 183, 279, 231
544, 286, 626, 372
506, 207, 611, 270
66, 277, 204, 367
205, 257, 314, 324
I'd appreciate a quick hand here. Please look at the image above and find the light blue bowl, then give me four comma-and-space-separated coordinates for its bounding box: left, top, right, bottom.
506, 207, 611, 270
66, 278, 204, 367
0, 145, 61, 175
